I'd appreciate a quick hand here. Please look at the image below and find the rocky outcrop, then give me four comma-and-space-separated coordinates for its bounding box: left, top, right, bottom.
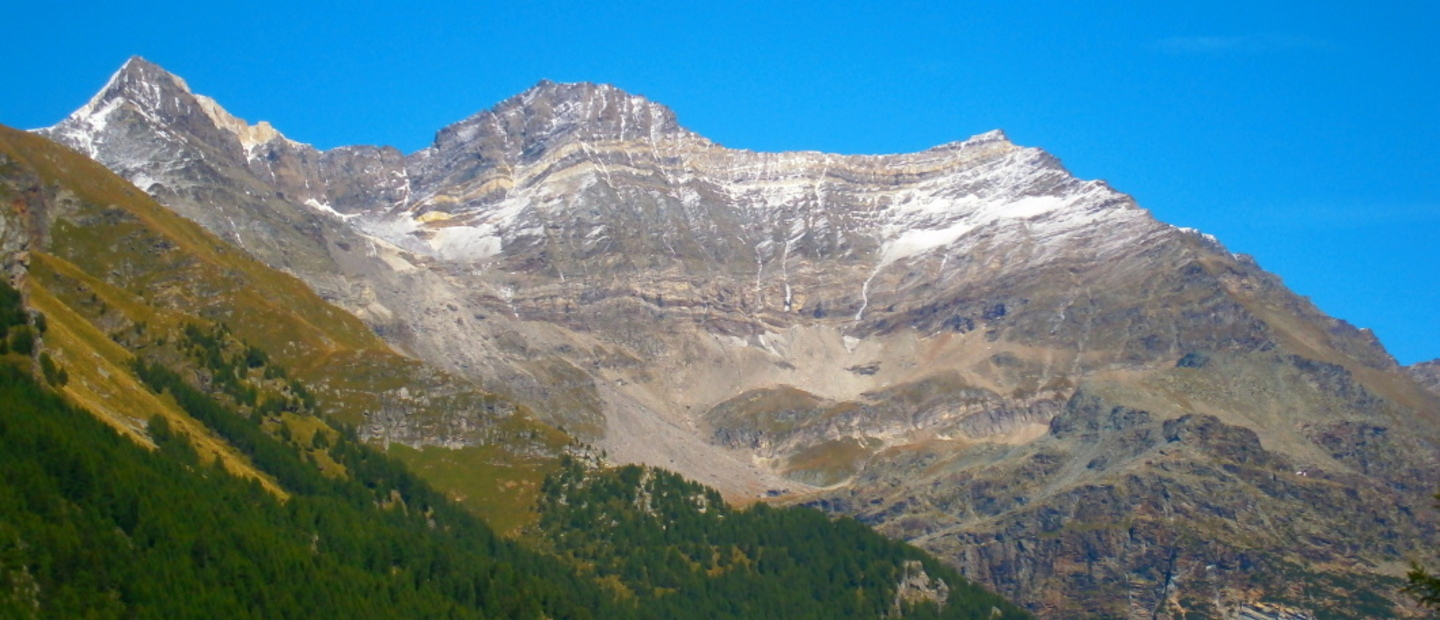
891, 559, 951, 616
1234, 602, 1316, 620
809, 388, 1435, 618
1410, 360, 1440, 397
0, 155, 33, 280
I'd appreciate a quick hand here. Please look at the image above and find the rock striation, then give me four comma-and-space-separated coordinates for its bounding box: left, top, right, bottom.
37, 57, 1440, 618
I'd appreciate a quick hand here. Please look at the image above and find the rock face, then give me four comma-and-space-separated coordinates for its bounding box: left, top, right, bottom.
39, 57, 1440, 618
892, 559, 951, 616
1410, 360, 1440, 397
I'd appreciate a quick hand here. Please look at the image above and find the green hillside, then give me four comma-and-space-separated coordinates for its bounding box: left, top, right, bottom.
533, 460, 1029, 620
0, 362, 614, 619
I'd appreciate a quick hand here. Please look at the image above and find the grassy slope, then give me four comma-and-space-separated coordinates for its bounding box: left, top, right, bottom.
0, 124, 565, 526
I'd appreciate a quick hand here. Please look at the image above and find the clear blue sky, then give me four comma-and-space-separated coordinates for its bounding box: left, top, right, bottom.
5, 1, 1437, 364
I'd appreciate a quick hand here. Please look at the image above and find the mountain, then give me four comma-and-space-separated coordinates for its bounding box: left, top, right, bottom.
3, 115, 566, 530
38, 57, 1440, 618
1410, 360, 1440, 397
0, 123, 1026, 619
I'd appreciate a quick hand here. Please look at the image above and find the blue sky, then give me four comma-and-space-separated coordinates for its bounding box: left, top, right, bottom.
5, 1, 1437, 364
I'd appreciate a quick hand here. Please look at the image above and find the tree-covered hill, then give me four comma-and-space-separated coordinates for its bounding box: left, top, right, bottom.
0, 362, 615, 619
534, 460, 1029, 620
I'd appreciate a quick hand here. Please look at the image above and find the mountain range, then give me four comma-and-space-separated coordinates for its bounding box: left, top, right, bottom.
20, 56, 1440, 618
0, 111, 1024, 620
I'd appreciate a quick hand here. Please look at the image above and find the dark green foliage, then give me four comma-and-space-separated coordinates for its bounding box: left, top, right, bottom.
289, 378, 316, 410
243, 344, 268, 368
38, 353, 66, 387
0, 364, 622, 619
1406, 490, 1440, 611
0, 279, 44, 357
0, 278, 25, 334
0, 279, 31, 357
535, 459, 1030, 620
7, 325, 33, 355
131, 357, 325, 495
179, 323, 259, 408
1406, 562, 1440, 610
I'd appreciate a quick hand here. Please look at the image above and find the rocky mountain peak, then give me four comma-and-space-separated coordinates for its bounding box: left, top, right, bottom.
80, 56, 189, 115
36, 57, 388, 282
44, 56, 298, 163
45, 56, 196, 158
422, 80, 696, 163
935, 128, 1012, 149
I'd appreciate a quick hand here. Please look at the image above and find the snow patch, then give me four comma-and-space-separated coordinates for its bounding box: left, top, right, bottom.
50, 97, 126, 158
127, 171, 160, 192
1174, 225, 1221, 245
876, 195, 1068, 266
428, 225, 504, 261
303, 198, 357, 221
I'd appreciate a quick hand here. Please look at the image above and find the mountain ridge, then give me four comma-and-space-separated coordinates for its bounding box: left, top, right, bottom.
32, 58, 1440, 618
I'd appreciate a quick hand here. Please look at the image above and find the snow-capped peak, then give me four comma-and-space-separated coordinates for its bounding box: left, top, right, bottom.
423, 80, 698, 161
45, 56, 301, 157
68, 56, 190, 121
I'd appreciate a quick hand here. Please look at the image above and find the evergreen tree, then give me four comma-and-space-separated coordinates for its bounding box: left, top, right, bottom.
1406, 491, 1440, 610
